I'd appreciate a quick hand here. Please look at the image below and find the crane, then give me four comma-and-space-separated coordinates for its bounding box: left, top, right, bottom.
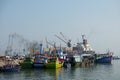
45, 38, 56, 48
60, 32, 67, 41
55, 32, 71, 48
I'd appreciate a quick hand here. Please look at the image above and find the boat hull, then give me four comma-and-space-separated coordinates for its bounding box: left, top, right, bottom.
20, 58, 34, 68
20, 62, 33, 68
95, 56, 112, 63
1, 66, 21, 72
33, 63, 45, 68
45, 62, 63, 69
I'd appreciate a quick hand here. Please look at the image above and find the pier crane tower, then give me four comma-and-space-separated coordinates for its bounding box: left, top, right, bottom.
6, 33, 30, 56
45, 38, 56, 48
55, 32, 71, 48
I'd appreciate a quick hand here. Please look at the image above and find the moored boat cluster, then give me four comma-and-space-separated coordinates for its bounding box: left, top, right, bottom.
0, 34, 114, 72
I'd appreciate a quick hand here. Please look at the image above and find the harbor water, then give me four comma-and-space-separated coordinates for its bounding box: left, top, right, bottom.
0, 60, 120, 80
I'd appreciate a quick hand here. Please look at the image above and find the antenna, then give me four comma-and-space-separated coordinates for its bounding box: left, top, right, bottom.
82, 35, 85, 40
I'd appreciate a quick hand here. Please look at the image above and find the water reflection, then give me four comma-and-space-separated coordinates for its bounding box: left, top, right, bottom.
0, 61, 120, 80
21, 68, 63, 80
0, 71, 21, 80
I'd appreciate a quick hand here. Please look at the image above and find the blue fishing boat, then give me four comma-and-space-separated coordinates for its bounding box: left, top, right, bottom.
2, 65, 21, 72
33, 54, 48, 68
95, 52, 113, 63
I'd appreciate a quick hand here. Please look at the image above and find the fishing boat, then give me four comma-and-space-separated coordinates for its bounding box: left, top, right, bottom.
1, 59, 21, 72
64, 54, 76, 68
33, 54, 48, 68
112, 56, 120, 60
2, 65, 21, 72
95, 52, 113, 63
45, 57, 63, 69
20, 57, 34, 68
68, 35, 95, 67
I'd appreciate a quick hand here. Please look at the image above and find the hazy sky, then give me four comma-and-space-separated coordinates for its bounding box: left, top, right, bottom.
0, 0, 120, 55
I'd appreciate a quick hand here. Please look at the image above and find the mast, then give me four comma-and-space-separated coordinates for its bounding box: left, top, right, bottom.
82, 35, 87, 51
